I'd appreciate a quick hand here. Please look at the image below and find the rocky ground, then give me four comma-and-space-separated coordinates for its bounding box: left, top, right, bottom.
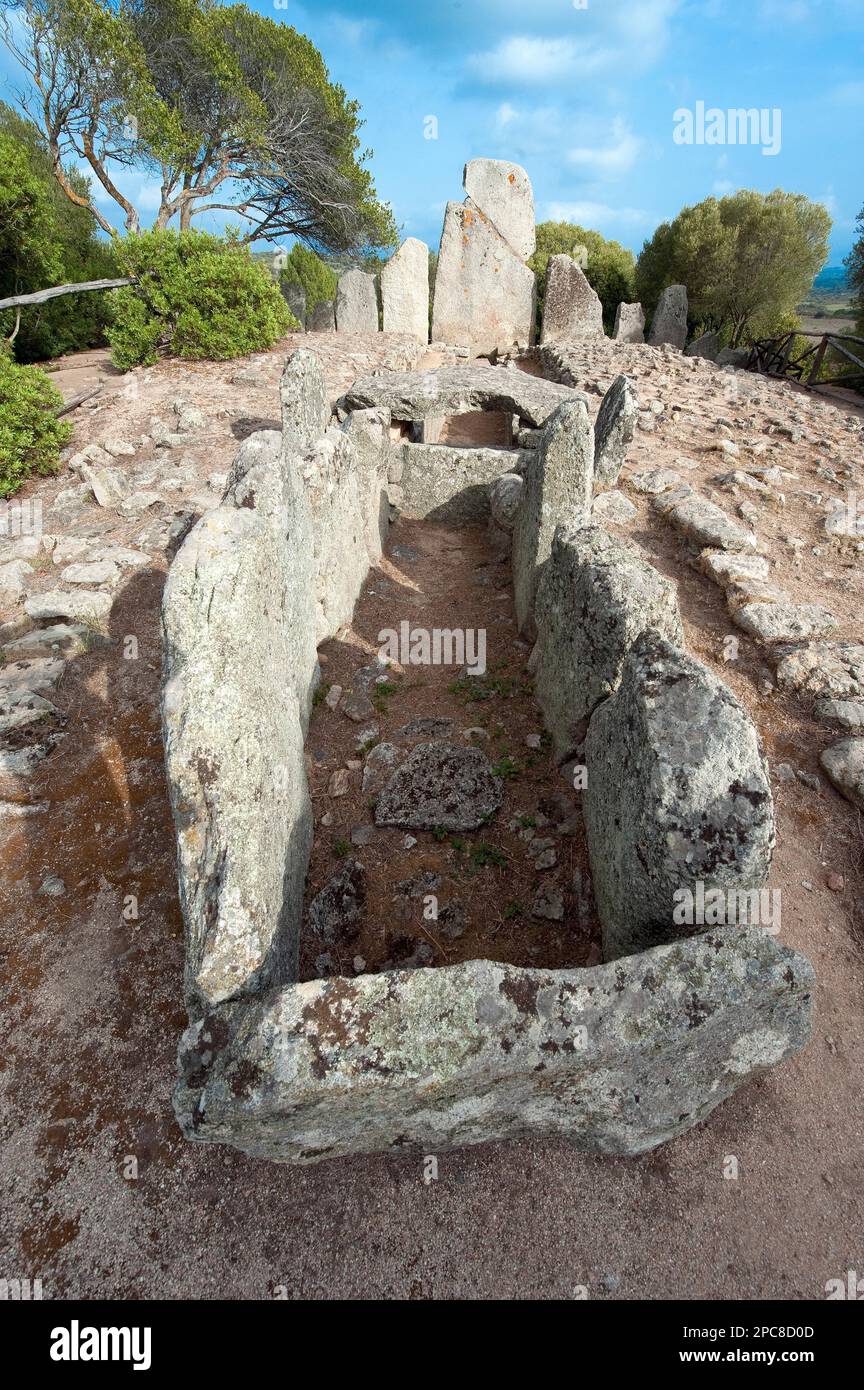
0, 330, 862, 1300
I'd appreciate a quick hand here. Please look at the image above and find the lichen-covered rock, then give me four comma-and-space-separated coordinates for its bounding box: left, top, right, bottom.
540, 255, 604, 343
307, 860, 366, 946
24, 589, 112, 624
374, 742, 502, 830
336, 269, 378, 334
584, 634, 775, 960
397, 443, 530, 522
308, 300, 335, 333
774, 643, 864, 701
613, 302, 645, 343
534, 525, 684, 761
381, 237, 429, 342
814, 698, 864, 731
489, 472, 524, 530
513, 400, 594, 634
648, 284, 688, 349
430, 202, 536, 355
820, 738, 864, 809
592, 491, 637, 525
301, 430, 375, 642
280, 349, 330, 454
161, 497, 313, 1016
340, 363, 587, 427
733, 601, 837, 645
463, 158, 536, 259
685, 330, 721, 360
340, 407, 392, 565
173, 927, 813, 1163
594, 374, 638, 486
701, 550, 771, 587
657, 492, 757, 551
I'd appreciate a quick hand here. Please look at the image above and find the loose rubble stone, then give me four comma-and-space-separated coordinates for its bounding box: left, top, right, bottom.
612, 302, 645, 343
534, 525, 684, 761
591, 490, 637, 525
463, 157, 536, 260
658, 492, 757, 551
594, 374, 638, 486
381, 237, 429, 341
489, 472, 524, 530
2, 623, 108, 659
531, 882, 564, 921
685, 331, 721, 360
336, 269, 379, 334
60, 561, 120, 586
813, 699, 864, 731
541, 256, 604, 343
584, 633, 775, 960
374, 742, 502, 830
775, 643, 864, 701
733, 602, 837, 644
340, 363, 587, 427
430, 202, 536, 355
0, 561, 34, 600
307, 860, 366, 945
820, 739, 864, 810
362, 741, 400, 796
627, 468, 684, 496
513, 400, 594, 634
701, 550, 771, 586
24, 589, 112, 623
647, 285, 688, 349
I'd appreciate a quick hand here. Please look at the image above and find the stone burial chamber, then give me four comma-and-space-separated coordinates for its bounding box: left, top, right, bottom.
162, 347, 814, 1166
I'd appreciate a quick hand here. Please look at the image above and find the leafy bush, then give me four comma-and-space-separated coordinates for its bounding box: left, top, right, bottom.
0, 104, 119, 363
0, 351, 71, 497
279, 244, 339, 314
108, 229, 294, 369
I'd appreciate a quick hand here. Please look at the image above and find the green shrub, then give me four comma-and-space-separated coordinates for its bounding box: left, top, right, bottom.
279, 244, 339, 313
107, 229, 294, 369
0, 351, 71, 497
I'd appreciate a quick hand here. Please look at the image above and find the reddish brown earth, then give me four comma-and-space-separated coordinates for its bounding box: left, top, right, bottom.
0, 333, 862, 1301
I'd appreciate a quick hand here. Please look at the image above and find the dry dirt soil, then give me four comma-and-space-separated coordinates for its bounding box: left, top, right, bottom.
0, 331, 862, 1301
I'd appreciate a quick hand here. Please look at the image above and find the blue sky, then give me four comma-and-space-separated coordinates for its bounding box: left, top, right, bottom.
2, 0, 862, 264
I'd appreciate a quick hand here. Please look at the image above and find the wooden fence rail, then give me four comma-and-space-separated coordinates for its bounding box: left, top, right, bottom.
749, 330, 864, 390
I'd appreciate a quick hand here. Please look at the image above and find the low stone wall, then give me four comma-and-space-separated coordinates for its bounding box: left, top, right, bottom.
164, 348, 814, 1165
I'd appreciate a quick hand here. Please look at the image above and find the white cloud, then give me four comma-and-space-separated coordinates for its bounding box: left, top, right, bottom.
544, 200, 649, 227
467, 36, 614, 85
567, 118, 644, 178
713, 179, 734, 194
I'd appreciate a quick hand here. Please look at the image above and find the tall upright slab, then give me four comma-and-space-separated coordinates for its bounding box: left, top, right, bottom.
381, 237, 429, 342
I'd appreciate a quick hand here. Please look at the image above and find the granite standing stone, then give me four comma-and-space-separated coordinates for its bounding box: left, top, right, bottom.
462, 157, 536, 260
613, 302, 645, 343
540, 255, 604, 343
308, 300, 335, 332
381, 237, 430, 342
336, 269, 379, 334
594, 374, 638, 486
431, 201, 536, 355
648, 284, 688, 349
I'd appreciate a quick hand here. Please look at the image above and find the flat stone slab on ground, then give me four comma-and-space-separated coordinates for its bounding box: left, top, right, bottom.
733, 602, 837, 645
374, 742, 502, 830
774, 643, 864, 701
657, 493, 758, 552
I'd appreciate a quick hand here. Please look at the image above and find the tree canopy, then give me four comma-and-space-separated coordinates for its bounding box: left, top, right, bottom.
0, 0, 397, 254
635, 190, 831, 346
845, 205, 864, 337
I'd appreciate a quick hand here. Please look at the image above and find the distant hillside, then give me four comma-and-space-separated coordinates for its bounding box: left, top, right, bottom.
813, 266, 850, 292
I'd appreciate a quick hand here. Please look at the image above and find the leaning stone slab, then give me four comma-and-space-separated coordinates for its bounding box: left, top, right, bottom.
301, 430, 375, 642
513, 401, 594, 634
280, 349, 330, 455
463, 158, 536, 259
173, 927, 813, 1163
584, 633, 775, 961
648, 284, 688, 349
774, 643, 864, 701
381, 237, 429, 342
336, 269, 378, 333
340, 364, 587, 427
658, 493, 757, 552
397, 443, 531, 523
732, 602, 837, 645
430, 202, 536, 355
374, 743, 502, 830
540, 256, 604, 343
613, 302, 645, 343
534, 525, 683, 761
685, 330, 721, 360
162, 499, 313, 1016
594, 374, 638, 486
820, 738, 864, 809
